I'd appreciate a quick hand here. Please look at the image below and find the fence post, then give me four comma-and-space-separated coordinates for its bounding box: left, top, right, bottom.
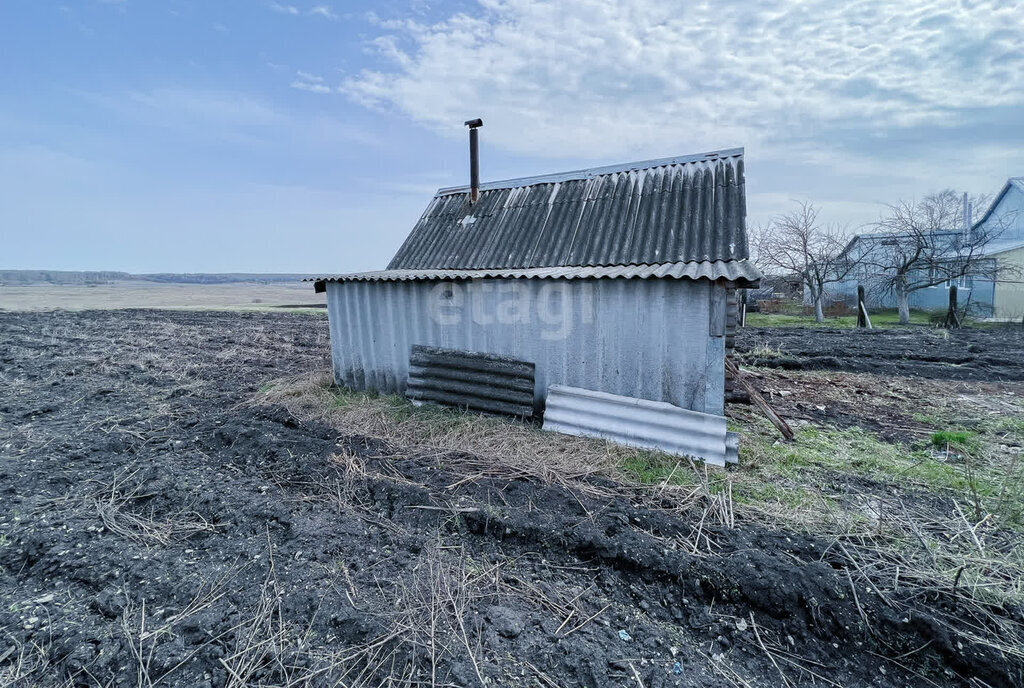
856, 285, 872, 329
944, 285, 961, 329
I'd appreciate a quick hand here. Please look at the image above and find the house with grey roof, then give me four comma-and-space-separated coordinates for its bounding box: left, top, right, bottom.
828, 178, 1024, 319
972, 177, 1024, 319
313, 144, 759, 451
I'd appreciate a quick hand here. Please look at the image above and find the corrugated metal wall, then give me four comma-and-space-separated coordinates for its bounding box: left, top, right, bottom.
325, 278, 726, 415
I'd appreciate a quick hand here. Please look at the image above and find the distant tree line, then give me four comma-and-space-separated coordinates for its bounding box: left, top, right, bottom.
0, 270, 132, 286
0, 271, 309, 286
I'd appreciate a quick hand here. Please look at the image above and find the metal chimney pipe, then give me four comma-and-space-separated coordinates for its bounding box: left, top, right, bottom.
465, 118, 483, 203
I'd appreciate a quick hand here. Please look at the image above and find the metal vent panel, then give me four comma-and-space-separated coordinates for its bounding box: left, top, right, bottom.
407, 345, 536, 418
542, 385, 735, 466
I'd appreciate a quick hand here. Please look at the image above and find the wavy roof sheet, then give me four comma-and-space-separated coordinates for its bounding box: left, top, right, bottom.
310, 259, 760, 286
387, 148, 750, 271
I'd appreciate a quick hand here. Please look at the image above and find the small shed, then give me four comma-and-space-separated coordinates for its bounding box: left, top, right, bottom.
313, 147, 759, 424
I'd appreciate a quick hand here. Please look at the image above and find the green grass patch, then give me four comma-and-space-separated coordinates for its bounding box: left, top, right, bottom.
328, 386, 472, 427
746, 309, 934, 329
931, 430, 976, 448
733, 482, 821, 510
991, 416, 1024, 442
911, 411, 947, 426
620, 451, 695, 486
739, 422, 1002, 500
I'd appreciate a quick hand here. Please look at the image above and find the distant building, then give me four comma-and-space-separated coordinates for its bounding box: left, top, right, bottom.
973, 178, 1024, 319
313, 147, 760, 419
829, 178, 1024, 319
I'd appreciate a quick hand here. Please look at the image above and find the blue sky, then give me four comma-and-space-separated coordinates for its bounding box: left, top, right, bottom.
1, 0, 1022, 273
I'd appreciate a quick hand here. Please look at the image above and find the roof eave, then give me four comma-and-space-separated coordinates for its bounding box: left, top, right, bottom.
308, 259, 762, 288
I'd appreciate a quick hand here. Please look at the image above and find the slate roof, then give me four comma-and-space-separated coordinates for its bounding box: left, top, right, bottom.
387, 148, 751, 272
311, 260, 761, 285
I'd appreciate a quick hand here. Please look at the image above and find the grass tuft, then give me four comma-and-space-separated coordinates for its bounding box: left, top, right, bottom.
931, 429, 975, 448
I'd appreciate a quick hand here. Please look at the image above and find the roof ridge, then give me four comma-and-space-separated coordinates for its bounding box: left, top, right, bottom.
436, 147, 743, 195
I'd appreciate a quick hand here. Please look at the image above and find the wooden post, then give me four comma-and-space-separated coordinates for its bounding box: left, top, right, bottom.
856, 285, 872, 329
944, 285, 961, 329
740, 290, 747, 327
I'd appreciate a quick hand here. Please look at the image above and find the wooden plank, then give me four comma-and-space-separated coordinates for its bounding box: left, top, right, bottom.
724, 358, 794, 441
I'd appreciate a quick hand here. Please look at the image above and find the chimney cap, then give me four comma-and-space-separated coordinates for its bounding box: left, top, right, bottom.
464, 118, 483, 128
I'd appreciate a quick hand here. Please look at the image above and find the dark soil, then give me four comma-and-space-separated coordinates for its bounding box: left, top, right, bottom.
2, 311, 1021, 687
736, 326, 1024, 381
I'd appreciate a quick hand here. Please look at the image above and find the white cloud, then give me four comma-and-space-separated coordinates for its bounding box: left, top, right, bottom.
309, 5, 338, 20
269, 2, 338, 19
341, 0, 1024, 160
291, 71, 332, 94
291, 81, 332, 94
269, 2, 299, 15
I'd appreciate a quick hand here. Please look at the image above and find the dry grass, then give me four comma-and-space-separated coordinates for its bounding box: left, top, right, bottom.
92, 467, 221, 546
259, 372, 689, 500
256, 372, 741, 549
120, 573, 234, 687
210, 538, 499, 687
0, 640, 78, 688
735, 414, 1024, 665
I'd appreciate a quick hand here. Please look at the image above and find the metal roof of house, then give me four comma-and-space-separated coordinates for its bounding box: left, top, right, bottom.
837, 229, 965, 259
310, 259, 761, 286
387, 147, 750, 272
974, 177, 1024, 227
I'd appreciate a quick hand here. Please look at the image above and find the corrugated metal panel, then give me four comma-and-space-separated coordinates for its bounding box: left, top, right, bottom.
309, 259, 761, 287
325, 278, 726, 415
387, 149, 748, 271
542, 385, 737, 467
407, 345, 535, 418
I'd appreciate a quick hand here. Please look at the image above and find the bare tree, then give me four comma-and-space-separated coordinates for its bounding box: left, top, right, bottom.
862, 190, 999, 324
753, 201, 856, 322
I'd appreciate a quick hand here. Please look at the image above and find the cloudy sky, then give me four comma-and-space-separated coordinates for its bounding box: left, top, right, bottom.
2, 0, 1022, 273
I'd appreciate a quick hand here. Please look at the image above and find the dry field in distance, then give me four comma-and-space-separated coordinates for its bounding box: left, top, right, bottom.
0, 280, 325, 312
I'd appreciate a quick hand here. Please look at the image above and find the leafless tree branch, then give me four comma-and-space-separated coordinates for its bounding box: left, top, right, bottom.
753, 201, 855, 322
